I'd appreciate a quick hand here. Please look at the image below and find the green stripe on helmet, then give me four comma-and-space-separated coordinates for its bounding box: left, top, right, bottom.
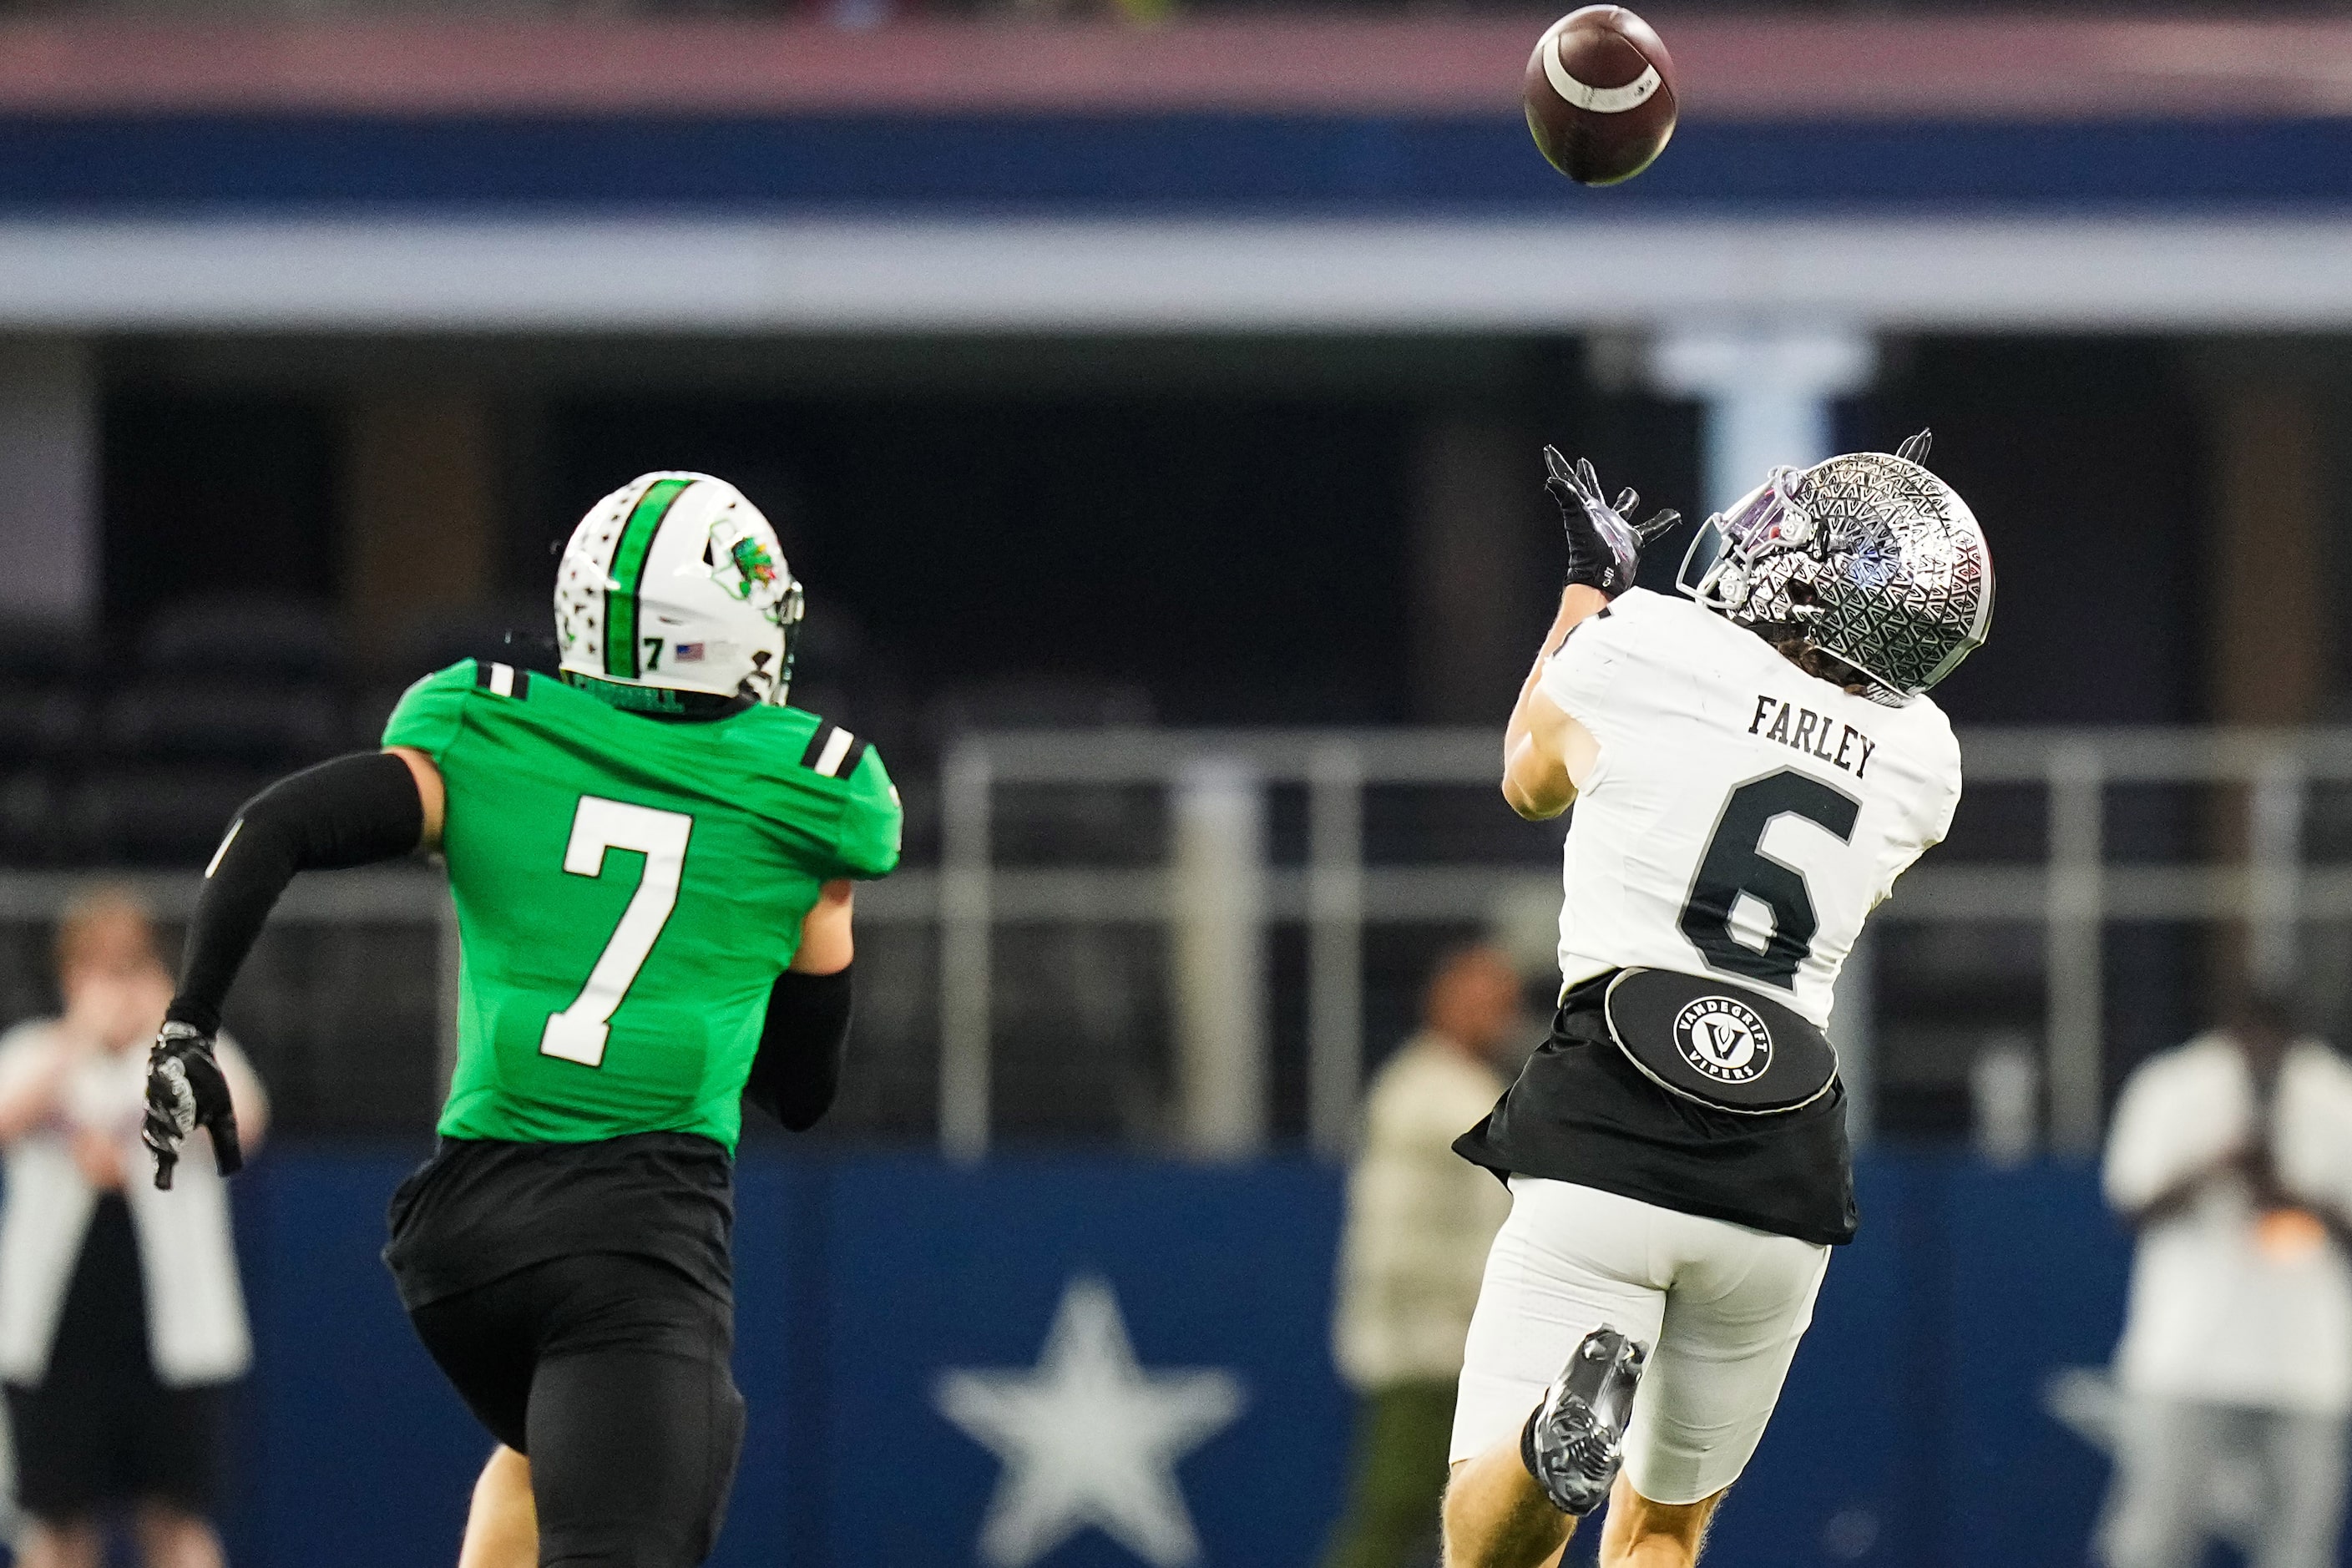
604, 477, 693, 679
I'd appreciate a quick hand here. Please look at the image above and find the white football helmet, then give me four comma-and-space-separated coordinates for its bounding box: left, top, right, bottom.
554, 472, 805, 707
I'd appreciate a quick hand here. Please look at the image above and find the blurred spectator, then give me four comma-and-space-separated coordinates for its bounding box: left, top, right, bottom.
0, 888, 266, 1568
2097, 993, 2352, 1568
1320, 945, 1525, 1568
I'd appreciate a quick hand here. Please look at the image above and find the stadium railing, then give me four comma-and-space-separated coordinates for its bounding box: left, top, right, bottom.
888, 726, 2352, 1157
0, 725, 2337, 1151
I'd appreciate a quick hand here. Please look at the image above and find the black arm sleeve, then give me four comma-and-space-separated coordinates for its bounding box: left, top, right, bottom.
167, 752, 427, 1035
743, 966, 853, 1132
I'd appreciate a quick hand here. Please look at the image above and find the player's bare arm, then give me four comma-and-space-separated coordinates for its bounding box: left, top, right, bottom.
1501, 450, 1677, 822
1503, 586, 1607, 822
791, 880, 855, 975
741, 880, 859, 1132
387, 744, 447, 851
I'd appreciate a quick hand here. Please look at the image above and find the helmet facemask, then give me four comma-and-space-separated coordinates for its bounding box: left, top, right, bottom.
1677, 467, 1819, 635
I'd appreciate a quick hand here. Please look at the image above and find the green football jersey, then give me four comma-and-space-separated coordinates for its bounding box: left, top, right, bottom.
383, 660, 902, 1151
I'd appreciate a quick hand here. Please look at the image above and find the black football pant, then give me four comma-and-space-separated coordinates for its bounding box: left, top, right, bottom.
407, 1252, 746, 1568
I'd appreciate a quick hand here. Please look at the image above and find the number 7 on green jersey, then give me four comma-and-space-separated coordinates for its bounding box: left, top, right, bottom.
540, 796, 695, 1068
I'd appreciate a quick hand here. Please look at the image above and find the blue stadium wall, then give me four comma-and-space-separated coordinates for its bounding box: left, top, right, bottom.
4, 114, 2352, 211
202, 1150, 2170, 1568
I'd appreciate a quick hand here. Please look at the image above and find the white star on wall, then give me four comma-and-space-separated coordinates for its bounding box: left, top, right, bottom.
2046, 1366, 2263, 1553
936, 1276, 1247, 1568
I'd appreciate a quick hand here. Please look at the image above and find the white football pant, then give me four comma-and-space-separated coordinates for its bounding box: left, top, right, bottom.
1449, 1177, 1830, 1505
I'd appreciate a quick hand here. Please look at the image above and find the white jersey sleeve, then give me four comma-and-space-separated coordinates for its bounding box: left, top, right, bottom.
1537, 589, 1962, 1029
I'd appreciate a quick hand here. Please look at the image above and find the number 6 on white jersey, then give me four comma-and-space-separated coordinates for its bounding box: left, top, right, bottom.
540, 796, 695, 1068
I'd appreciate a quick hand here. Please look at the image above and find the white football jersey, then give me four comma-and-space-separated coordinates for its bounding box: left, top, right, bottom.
1538, 588, 1962, 1029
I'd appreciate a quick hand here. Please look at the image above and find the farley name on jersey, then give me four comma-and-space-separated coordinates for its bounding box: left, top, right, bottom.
1747, 695, 1877, 780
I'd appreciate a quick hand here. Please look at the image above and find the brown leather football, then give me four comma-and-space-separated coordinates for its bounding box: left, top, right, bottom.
1523, 7, 1679, 186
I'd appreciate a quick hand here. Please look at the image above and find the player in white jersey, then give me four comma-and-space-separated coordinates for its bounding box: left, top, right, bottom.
1441, 435, 1990, 1568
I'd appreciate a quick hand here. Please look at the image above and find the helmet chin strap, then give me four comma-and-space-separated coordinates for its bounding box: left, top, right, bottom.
1694, 556, 1748, 615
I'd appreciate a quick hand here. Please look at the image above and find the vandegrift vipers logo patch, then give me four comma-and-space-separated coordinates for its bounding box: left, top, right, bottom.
1673, 994, 1773, 1085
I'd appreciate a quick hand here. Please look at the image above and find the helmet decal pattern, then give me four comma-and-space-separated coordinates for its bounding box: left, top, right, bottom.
729, 537, 778, 597
604, 477, 693, 680
708, 522, 791, 624
1680, 450, 1991, 699
1793, 453, 1993, 696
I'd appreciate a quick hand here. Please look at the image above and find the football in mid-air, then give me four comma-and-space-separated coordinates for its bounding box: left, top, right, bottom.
1522, 7, 1679, 186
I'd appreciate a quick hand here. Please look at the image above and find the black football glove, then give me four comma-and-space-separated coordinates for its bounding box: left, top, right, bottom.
1544, 447, 1682, 597
143, 1020, 242, 1191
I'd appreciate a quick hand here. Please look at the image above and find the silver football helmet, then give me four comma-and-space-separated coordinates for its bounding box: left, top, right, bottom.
1675, 432, 1992, 699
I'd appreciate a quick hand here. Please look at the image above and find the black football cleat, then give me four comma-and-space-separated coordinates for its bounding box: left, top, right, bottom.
1520, 1327, 1647, 1515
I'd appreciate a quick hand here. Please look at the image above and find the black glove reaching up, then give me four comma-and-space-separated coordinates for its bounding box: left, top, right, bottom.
144, 1020, 243, 1191
1544, 448, 1682, 597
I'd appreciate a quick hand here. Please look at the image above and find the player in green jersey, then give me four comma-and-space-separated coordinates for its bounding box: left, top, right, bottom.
139, 473, 902, 1567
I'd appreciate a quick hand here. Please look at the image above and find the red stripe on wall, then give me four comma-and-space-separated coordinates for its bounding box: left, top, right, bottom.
0, 15, 2346, 121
